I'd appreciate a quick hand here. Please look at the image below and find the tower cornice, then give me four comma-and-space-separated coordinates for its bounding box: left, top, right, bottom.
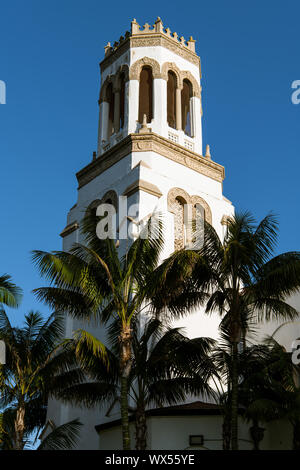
76, 133, 225, 189
100, 18, 201, 73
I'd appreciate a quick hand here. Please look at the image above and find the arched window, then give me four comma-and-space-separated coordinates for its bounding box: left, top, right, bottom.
119, 72, 126, 130
167, 71, 176, 129
181, 79, 193, 137
138, 66, 153, 124
107, 82, 115, 137
173, 197, 186, 251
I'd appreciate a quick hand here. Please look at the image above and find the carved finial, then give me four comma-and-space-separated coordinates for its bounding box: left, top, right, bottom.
173, 32, 178, 41
180, 36, 185, 45
165, 27, 171, 37
143, 22, 151, 33
131, 18, 140, 34
155, 17, 163, 33
139, 114, 151, 133
104, 42, 112, 56
187, 36, 196, 52
205, 145, 211, 159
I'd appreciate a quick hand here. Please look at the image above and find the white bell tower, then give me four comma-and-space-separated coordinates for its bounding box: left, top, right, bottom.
52, 17, 235, 449
97, 17, 203, 156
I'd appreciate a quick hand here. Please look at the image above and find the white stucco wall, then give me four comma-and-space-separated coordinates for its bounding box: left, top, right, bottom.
97, 415, 293, 450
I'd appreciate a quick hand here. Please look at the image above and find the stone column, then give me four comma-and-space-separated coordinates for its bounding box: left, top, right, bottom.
128, 80, 139, 134
191, 96, 202, 154
176, 87, 182, 131
114, 89, 120, 134
153, 78, 167, 135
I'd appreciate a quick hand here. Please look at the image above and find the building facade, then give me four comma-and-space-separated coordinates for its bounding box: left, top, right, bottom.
46, 18, 298, 450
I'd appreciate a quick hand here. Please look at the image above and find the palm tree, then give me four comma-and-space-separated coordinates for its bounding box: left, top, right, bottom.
154, 212, 300, 449
37, 419, 82, 450
0, 274, 22, 308
0, 408, 82, 450
240, 338, 300, 450
32, 213, 179, 450
0, 309, 83, 449
53, 316, 217, 450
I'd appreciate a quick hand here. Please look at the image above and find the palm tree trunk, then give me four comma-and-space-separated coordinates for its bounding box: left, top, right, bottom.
120, 375, 131, 450
231, 342, 239, 450
222, 412, 231, 450
120, 324, 132, 450
14, 402, 25, 450
135, 401, 147, 450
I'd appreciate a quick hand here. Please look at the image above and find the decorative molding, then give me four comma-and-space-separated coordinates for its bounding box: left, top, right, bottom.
221, 215, 232, 226
167, 188, 191, 213
129, 57, 162, 80
99, 75, 116, 103
60, 221, 79, 238
100, 35, 201, 72
123, 179, 162, 198
100, 18, 200, 71
167, 189, 212, 224
181, 70, 201, 98
191, 195, 212, 224
132, 36, 200, 68
76, 133, 225, 189
161, 62, 183, 88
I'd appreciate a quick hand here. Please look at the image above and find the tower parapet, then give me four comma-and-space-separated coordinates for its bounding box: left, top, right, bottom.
103, 18, 197, 60
97, 17, 203, 157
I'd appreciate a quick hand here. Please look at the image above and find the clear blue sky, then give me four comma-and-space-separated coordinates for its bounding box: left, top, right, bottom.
1, 0, 299, 324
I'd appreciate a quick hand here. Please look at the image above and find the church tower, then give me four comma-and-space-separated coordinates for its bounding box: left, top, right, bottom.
52, 18, 234, 449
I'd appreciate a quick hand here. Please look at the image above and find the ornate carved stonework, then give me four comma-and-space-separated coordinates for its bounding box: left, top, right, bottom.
167, 188, 212, 250
167, 187, 191, 213
129, 57, 162, 80
173, 198, 185, 251
181, 70, 201, 98
168, 189, 212, 224
160, 62, 183, 88
100, 34, 201, 73
133, 35, 200, 68
191, 195, 212, 224
76, 133, 225, 189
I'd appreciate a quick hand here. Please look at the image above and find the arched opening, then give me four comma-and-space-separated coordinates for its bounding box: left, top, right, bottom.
119, 72, 126, 130
181, 79, 193, 137
167, 71, 176, 129
173, 196, 186, 251
107, 82, 115, 138
138, 66, 153, 124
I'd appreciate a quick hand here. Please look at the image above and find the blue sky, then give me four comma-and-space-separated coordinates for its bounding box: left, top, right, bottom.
1, 0, 299, 324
